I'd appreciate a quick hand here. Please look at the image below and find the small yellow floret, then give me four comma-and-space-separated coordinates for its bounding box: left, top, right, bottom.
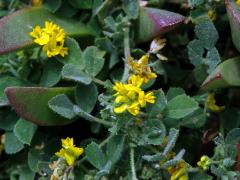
236, 0, 240, 5
128, 54, 157, 83
168, 161, 188, 180
206, 93, 225, 112
55, 137, 84, 166
197, 155, 211, 170
208, 10, 217, 21
30, 21, 68, 58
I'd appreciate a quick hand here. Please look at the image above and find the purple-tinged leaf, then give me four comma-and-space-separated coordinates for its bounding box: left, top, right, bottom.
5, 87, 75, 126
225, 0, 240, 52
201, 57, 240, 90
136, 7, 185, 43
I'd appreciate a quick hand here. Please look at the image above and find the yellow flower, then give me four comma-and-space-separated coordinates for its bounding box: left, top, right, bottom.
0, 134, 5, 156
127, 102, 140, 116
208, 10, 216, 21
236, 0, 240, 5
197, 155, 211, 170
128, 75, 144, 88
31, 0, 43, 6
30, 26, 49, 45
138, 91, 155, 107
128, 55, 157, 83
206, 93, 225, 112
55, 137, 84, 166
114, 104, 128, 114
30, 21, 68, 58
113, 75, 155, 116
168, 161, 188, 180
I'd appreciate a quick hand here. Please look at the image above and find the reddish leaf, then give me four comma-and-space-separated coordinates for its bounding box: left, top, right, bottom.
5, 87, 75, 126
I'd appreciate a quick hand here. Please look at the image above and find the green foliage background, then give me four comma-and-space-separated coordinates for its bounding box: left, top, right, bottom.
0, 0, 240, 179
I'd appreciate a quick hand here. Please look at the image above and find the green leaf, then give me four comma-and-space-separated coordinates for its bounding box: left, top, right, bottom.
0, 7, 94, 55
106, 135, 125, 165
226, 0, 240, 53
187, 39, 204, 66
0, 109, 18, 131
181, 109, 206, 128
189, 171, 213, 180
5, 87, 75, 126
69, 0, 93, 9
19, 166, 35, 180
146, 89, 167, 117
166, 94, 199, 119
220, 108, 240, 132
122, 0, 139, 19
60, 37, 84, 67
189, 8, 209, 24
205, 47, 221, 74
56, 1, 78, 18
136, 7, 185, 43
194, 20, 218, 49
62, 64, 92, 84
95, 162, 111, 179
201, 57, 240, 90
14, 118, 37, 145
5, 132, 24, 154
138, 118, 166, 146
40, 60, 62, 87
188, 0, 204, 8
0, 76, 26, 106
37, 161, 52, 175
28, 149, 43, 172
86, 142, 107, 170
225, 128, 240, 145
75, 83, 98, 113
167, 87, 185, 101
44, 0, 62, 12
48, 94, 76, 119
83, 46, 106, 77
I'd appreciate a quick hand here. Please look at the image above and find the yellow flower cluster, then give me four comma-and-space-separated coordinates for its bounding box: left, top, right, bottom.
113, 75, 155, 116
55, 137, 84, 166
128, 54, 157, 83
167, 161, 188, 180
197, 155, 211, 170
236, 0, 240, 5
206, 93, 225, 112
30, 21, 68, 58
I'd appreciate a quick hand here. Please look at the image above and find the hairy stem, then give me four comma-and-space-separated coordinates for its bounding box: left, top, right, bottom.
73, 105, 112, 127
130, 148, 138, 180
92, 77, 106, 86
121, 26, 130, 83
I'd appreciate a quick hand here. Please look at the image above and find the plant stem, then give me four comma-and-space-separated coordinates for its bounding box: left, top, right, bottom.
92, 77, 106, 86
37, 47, 42, 61
73, 106, 112, 127
121, 26, 130, 83
130, 148, 138, 180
